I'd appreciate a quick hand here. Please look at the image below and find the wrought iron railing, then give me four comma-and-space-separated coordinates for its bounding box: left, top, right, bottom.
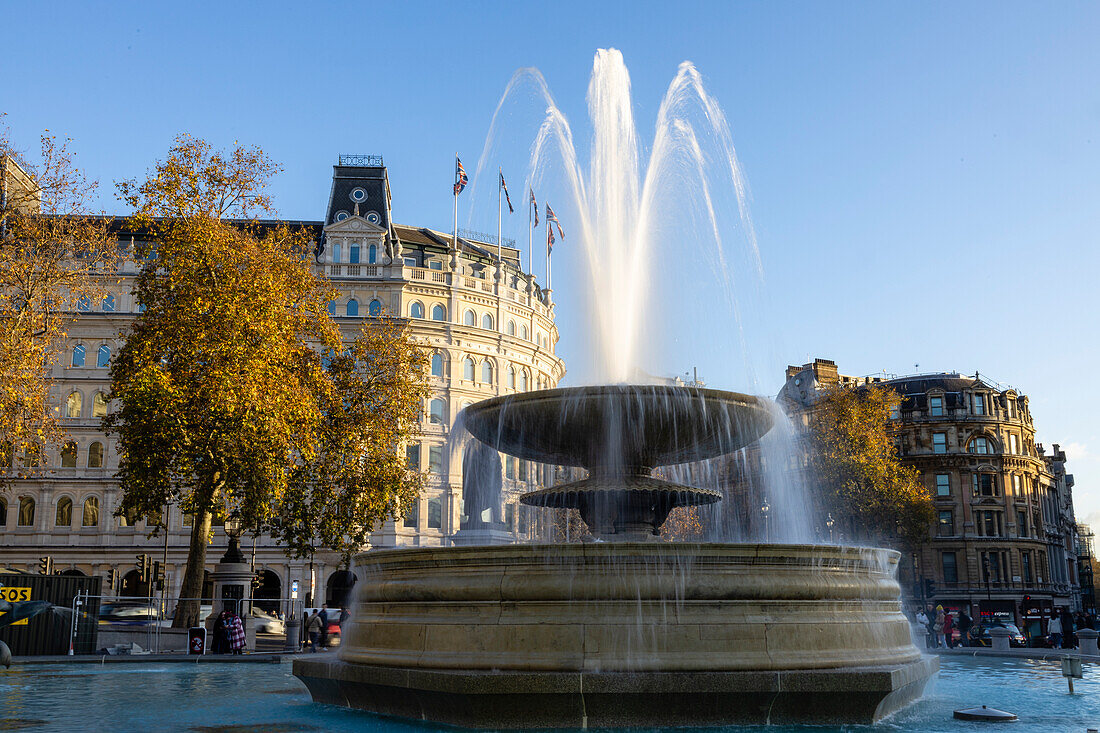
338, 154, 384, 167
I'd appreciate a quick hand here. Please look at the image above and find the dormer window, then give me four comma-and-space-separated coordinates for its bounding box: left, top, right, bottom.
365, 211, 381, 225
350, 188, 367, 203
973, 394, 985, 415
929, 396, 943, 417
334, 211, 350, 222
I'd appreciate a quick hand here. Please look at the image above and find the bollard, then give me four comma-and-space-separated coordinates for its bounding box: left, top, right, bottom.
989, 626, 1012, 651
284, 613, 301, 653
1077, 629, 1099, 656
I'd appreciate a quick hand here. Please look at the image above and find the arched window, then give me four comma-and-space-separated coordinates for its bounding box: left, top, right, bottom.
56, 497, 72, 526
77, 295, 91, 312
431, 304, 446, 321
463, 309, 476, 327
427, 498, 442, 529
349, 243, 360, 264
346, 299, 359, 317
66, 391, 83, 418
463, 357, 475, 381
429, 399, 446, 425
368, 244, 377, 264
410, 301, 424, 319
92, 392, 109, 418
968, 437, 992, 455
88, 441, 104, 468
71, 344, 86, 367
430, 353, 444, 378
368, 299, 382, 316
520, 370, 528, 391
18, 496, 35, 527
22, 444, 41, 468
102, 293, 116, 312
508, 366, 516, 389
136, 302, 146, 314
82, 497, 99, 527
482, 361, 493, 384
97, 345, 110, 368
331, 243, 341, 263
507, 320, 516, 336
60, 441, 77, 468
482, 313, 494, 330
521, 324, 529, 340
326, 300, 336, 316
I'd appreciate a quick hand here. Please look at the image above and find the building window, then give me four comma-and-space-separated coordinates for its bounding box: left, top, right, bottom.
968, 437, 991, 455
973, 394, 985, 415
889, 404, 900, 420
463, 309, 476, 327
427, 498, 442, 529
507, 320, 516, 336
482, 313, 494, 330
101, 293, 116, 312
942, 552, 958, 584
82, 497, 99, 527
349, 243, 360, 264
403, 501, 418, 528
481, 361, 493, 385
463, 357, 475, 381
331, 243, 342, 262
60, 441, 78, 468
77, 295, 91, 312
938, 510, 952, 536
18, 496, 35, 527
327, 300, 336, 316
22, 444, 41, 468
346, 299, 359, 317
1017, 510, 1028, 538
520, 370, 529, 391
0, 497, 6, 526
932, 433, 946, 454
431, 304, 446, 321
430, 353, 444, 378
428, 446, 443, 473
929, 396, 943, 417
56, 497, 73, 527
88, 441, 104, 468
935, 473, 950, 496
71, 344, 86, 368
428, 260, 442, 271
508, 366, 516, 389
971, 473, 996, 497
1022, 552, 1033, 584
368, 244, 377, 264
521, 324, 529, 340
66, 391, 83, 418
1009, 434, 1018, 454
406, 444, 420, 471
980, 511, 1003, 537
350, 187, 367, 203
97, 345, 111, 369
506, 456, 516, 480
92, 392, 109, 418
410, 302, 424, 319
429, 399, 445, 425
365, 299, 381, 317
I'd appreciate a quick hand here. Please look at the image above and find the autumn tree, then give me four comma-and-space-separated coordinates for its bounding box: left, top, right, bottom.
270, 316, 429, 564
0, 115, 114, 462
107, 136, 424, 626
805, 384, 934, 549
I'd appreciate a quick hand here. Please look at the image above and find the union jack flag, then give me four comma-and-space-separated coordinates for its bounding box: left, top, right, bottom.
499, 170, 514, 213
530, 189, 538, 227
454, 156, 468, 196
546, 203, 564, 240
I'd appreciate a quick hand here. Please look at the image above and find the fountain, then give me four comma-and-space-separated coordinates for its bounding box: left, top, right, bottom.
293, 49, 936, 727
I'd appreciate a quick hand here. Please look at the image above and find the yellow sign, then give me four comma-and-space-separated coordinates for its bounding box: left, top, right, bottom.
0, 587, 32, 625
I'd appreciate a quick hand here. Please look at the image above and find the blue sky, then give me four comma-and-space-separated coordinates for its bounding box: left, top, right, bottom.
4, 2, 1099, 532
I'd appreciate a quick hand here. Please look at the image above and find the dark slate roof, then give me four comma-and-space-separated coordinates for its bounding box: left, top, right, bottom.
325, 165, 391, 230
885, 374, 991, 396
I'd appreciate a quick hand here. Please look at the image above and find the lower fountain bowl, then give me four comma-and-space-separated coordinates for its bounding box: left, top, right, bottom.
294, 542, 937, 728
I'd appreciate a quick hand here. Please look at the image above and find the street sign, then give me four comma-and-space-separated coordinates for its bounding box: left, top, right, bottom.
291, 580, 299, 599
0, 587, 32, 625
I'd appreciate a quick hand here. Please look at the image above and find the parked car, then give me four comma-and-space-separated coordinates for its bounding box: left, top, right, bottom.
966, 623, 1027, 648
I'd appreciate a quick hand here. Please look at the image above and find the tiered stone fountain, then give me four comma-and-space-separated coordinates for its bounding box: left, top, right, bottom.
293, 385, 936, 728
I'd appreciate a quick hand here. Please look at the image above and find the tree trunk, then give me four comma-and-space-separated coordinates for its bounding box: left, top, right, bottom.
172, 508, 212, 629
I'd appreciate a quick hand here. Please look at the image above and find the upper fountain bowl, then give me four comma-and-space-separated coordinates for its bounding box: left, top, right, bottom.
463, 385, 774, 470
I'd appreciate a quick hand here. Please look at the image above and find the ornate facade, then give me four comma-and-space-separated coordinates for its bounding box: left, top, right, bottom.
0, 157, 565, 607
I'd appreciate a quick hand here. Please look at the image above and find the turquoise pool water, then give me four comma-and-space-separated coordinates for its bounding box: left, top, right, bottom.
1, 656, 1097, 732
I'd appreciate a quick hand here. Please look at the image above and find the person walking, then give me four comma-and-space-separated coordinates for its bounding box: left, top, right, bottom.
318, 603, 330, 650
1061, 608, 1076, 649
1048, 611, 1063, 649
305, 609, 322, 652
932, 606, 945, 649
957, 609, 973, 647
942, 610, 955, 649
227, 609, 246, 655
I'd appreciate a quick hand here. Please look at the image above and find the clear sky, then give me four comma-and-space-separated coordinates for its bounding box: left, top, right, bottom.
4, 2, 1099, 533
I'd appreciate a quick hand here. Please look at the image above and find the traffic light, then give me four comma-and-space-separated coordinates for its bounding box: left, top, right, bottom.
151, 561, 166, 591
135, 553, 151, 583
107, 568, 120, 590
37, 556, 53, 575
251, 572, 263, 591
924, 578, 936, 597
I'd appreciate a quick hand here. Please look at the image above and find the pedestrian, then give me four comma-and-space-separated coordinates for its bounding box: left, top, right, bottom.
319, 603, 330, 649
1061, 608, 1076, 649
942, 610, 955, 649
212, 610, 231, 654
227, 609, 246, 655
1048, 611, 1063, 649
957, 609, 973, 647
932, 606, 945, 649
305, 609, 322, 652
339, 606, 350, 629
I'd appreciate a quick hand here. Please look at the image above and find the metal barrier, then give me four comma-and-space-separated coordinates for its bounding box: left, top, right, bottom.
68, 594, 306, 655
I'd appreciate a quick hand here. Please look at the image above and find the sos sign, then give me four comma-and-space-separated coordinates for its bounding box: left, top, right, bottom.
0, 587, 32, 625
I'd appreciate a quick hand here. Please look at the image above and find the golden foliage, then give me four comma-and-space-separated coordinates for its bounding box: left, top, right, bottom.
806, 384, 934, 549
0, 115, 115, 464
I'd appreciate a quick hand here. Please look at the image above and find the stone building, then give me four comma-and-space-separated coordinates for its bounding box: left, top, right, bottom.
777, 358, 1082, 633
0, 155, 565, 606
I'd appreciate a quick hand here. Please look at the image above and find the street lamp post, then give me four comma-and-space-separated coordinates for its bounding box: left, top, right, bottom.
760, 497, 771, 543
982, 555, 992, 604
826, 512, 835, 543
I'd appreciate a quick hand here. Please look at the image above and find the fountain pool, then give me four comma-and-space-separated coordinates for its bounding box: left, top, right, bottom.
2, 657, 1098, 732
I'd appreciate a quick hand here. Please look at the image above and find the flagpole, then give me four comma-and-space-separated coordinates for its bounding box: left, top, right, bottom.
452, 153, 459, 260
546, 218, 552, 293
527, 194, 533, 280
497, 167, 503, 281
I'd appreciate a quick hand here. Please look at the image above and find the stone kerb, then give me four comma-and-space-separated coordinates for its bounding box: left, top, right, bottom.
1078, 629, 1099, 655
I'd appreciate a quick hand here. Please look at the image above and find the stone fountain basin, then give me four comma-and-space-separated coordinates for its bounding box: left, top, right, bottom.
294, 543, 936, 727
462, 385, 775, 469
